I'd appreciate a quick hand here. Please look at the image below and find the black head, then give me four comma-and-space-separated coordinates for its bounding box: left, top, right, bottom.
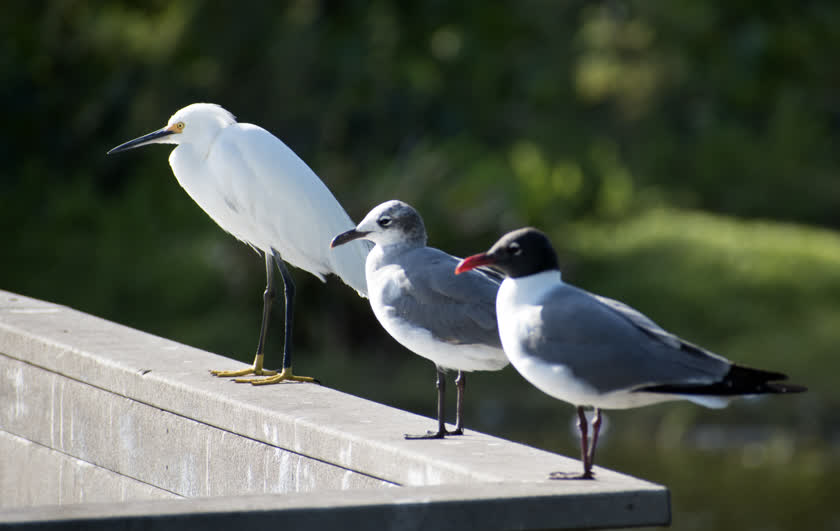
456, 227, 560, 278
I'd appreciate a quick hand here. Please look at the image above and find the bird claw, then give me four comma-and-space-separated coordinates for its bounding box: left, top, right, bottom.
404, 430, 447, 440
210, 367, 278, 378
549, 470, 595, 480
404, 426, 463, 439
405, 428, 464, 441
245, 368, 318, 386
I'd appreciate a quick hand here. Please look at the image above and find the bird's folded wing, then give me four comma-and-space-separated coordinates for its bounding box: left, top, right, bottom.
385, 249, 502, 347
531, 285, 731, 393
212, 125, 370, 292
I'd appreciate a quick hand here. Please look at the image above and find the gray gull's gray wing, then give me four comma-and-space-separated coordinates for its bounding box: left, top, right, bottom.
382, 247, 502, 348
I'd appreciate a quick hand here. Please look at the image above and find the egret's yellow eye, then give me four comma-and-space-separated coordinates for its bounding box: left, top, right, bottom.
176, 122, 185, 131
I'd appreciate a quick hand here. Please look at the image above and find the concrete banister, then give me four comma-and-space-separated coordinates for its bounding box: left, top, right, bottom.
0, 290, 670, 529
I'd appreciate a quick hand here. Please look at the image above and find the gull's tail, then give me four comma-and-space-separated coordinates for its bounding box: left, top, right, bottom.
639, 364, 807, 396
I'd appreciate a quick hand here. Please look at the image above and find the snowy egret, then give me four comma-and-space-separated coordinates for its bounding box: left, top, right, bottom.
108, 103, 370, 385
331, 200, 508, 438
456, 227, 806, 479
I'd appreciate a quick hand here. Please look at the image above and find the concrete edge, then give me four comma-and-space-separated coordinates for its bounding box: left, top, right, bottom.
0, 482, 671, 530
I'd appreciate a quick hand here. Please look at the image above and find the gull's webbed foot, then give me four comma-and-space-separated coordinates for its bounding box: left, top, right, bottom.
549, 470, 595, 480
404, 430, 447, 440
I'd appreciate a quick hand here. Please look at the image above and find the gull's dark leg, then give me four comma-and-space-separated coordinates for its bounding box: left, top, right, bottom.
211, 251, 278, 378
577, 406, 591, 478
247, 255, 316, 385
448, 371, 466, 435
406, 367, 447, 439
550, 406, 595, 480
586, 408, 603, 478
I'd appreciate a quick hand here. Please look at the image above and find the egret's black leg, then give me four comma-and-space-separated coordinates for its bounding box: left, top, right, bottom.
276, 258, 295, 371
406, 367, 447, 439
211, 252, 278, 378
248, 255, 316, 385
257, 252, 277, 359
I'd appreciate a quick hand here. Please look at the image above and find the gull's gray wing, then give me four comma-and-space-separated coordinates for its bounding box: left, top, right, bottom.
382, 247, 502, 348
526, 285, 731, 393
592, 294, 684, 349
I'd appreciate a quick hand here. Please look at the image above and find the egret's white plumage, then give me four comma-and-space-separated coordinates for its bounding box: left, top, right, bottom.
108, 103, 370, 383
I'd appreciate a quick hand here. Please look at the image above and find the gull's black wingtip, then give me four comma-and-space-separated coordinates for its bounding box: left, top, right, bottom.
766, 381, 808, 394
640, 364, 807, 396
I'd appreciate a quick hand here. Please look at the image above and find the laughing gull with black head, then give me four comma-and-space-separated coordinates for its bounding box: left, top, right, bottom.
331, 200, 509, 439
456, 227, 806, 479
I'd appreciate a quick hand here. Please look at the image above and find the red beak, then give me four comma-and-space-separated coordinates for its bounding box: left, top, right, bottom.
455, 253, 495, 275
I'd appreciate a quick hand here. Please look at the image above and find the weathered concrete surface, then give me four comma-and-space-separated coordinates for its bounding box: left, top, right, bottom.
0, 290, 671, 529
0, 355, 393, 505
0, 482, 668, 531
0, 431, 178, 507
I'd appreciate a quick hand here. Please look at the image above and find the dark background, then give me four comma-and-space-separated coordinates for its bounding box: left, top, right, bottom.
3, 2, 838, 529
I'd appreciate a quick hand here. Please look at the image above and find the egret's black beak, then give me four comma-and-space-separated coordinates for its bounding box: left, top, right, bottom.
331, 229, 369, 248
107, 128, 175, 155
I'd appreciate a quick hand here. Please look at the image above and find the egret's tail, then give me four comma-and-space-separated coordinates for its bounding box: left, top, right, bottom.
328, 236, 372, 298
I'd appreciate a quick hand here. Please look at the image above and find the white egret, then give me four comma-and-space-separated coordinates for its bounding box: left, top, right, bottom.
108, 103, 370, 385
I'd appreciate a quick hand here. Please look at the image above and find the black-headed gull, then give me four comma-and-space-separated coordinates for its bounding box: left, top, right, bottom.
456, 227, 806, 478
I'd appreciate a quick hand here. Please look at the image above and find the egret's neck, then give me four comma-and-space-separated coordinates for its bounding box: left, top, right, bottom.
169, 145, 197, 186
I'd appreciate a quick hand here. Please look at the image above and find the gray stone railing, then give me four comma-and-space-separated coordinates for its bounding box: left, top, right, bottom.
0, 290, 670, 530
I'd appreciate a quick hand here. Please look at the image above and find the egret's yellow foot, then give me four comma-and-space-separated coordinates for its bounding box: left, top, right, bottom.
210, 354, 276, 379
243, 368, 317, 385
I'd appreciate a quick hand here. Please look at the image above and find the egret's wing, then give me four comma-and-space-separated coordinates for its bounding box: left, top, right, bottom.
211, 124, 370, 295
524, 284, 731, 394
169, 137, 258, 250
383, 247, 502, 348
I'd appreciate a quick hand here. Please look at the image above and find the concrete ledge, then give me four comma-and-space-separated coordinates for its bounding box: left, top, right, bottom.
0, 483, 667, 531
0, 290, 670, 529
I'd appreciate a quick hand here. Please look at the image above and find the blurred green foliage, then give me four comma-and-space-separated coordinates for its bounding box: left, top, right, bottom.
2, 2, 838, 530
